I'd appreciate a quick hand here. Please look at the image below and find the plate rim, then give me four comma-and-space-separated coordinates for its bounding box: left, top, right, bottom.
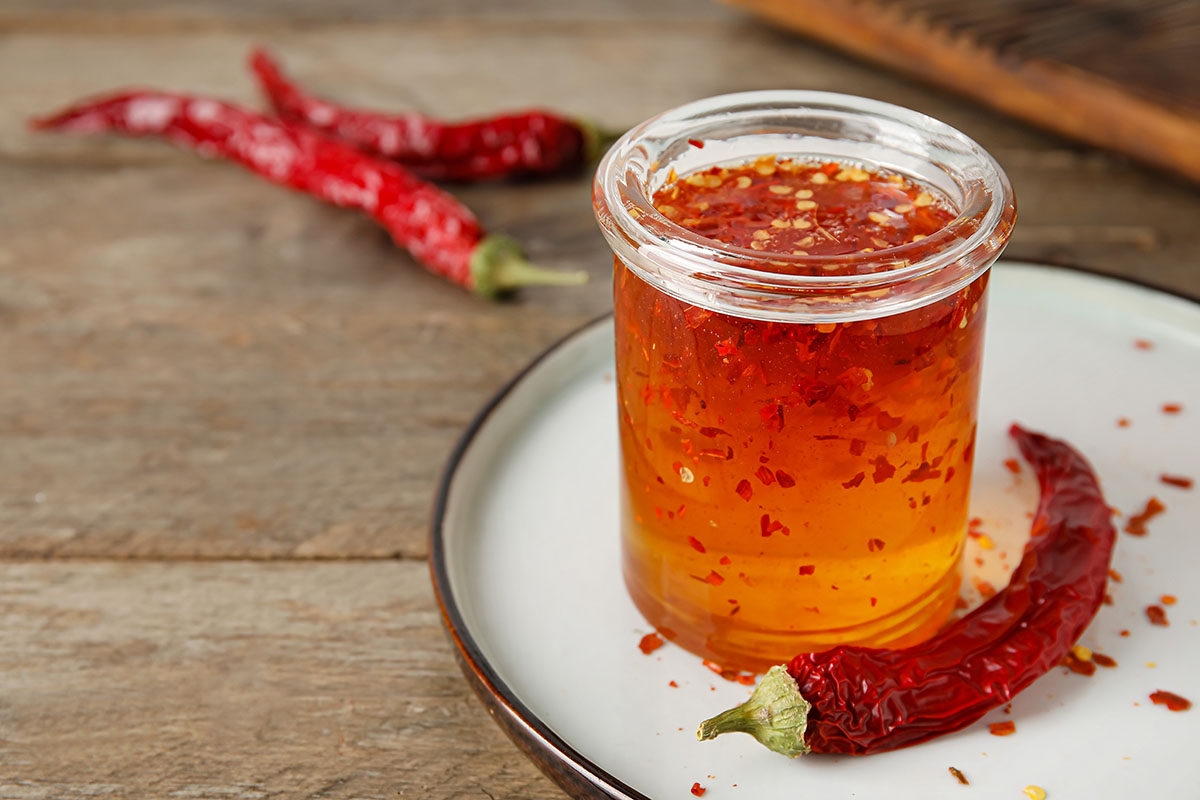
428, 261, 1199, 800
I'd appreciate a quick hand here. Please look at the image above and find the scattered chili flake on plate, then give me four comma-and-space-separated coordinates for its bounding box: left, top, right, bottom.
1062, 650, 1097, 676
1004, 458, 1021, 474
989, 720, 1016, 736
669, 680, 679, 688
948, 766, 969, 785
1134, 338, 1154, 350
1150, 690, 1191, 711
1092, 653, 1118, 668
1124, 497, 1166, 536
638, 632, 664, 655
701, 659, 757, 685
1116, 417, 1131, 428
1146, 605, 1170, 626
1162, 403, 1183, 414
1160, 474, 1194, 489
1161, 594, 1177, 605
690, 782, 707, 797
1023, 786, 1047, 800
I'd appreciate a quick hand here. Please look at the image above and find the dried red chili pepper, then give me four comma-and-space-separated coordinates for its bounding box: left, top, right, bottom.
697, 424, 1115, 756
31, 91, 586, 297
250, 49, 618, 182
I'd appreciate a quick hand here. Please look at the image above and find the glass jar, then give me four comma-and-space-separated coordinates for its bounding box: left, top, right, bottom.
593, 92, 1015, 671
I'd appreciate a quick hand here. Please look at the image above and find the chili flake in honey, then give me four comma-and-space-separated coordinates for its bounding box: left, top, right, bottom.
654, 158, 952, 262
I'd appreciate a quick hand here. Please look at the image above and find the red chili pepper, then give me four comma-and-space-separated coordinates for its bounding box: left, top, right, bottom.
31, 91, 586, 297
249, 49, 619, 182
697, 424, 1116, 757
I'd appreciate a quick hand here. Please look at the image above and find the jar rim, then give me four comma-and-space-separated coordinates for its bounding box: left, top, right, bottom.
593, 91, 1016, 321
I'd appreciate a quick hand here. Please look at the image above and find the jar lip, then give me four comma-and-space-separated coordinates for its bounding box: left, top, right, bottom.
594, 90, 1015, 299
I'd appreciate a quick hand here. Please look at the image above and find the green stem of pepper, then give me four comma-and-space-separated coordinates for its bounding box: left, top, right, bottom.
470, 234, 588, 298
696, 665, 813, 758
576, 118, 625, 163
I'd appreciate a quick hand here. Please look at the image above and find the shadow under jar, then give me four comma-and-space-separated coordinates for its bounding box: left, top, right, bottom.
593, 92, 1015, 672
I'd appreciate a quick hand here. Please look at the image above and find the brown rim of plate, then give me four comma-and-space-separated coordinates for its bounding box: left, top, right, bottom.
427, 262, 1198, 800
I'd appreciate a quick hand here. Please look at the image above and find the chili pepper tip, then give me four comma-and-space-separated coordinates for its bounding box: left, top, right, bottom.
696, 665, 812, 758
470, 234, 588, 297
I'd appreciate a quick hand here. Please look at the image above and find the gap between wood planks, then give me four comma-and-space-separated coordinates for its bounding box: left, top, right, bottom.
0, 551, 429, 563
0, 13, 731, 37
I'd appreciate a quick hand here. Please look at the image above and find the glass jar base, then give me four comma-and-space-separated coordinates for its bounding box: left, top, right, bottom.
625, 565, 962, 673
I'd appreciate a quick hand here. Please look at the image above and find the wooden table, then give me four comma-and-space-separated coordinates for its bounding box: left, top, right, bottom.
2, 2, 1196, 797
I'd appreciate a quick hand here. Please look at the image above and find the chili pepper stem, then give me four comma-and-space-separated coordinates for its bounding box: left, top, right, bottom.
470, 234, 588, 297
696, 665, 812, 758
576, 118, 625, 163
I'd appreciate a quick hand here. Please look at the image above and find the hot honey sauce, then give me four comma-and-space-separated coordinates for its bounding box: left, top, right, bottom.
595, 93, 1015, 673
614, 157, 986, 669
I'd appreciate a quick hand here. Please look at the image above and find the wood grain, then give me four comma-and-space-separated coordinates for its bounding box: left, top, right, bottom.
1, 2, 1199, 798
0, 560, 565, 799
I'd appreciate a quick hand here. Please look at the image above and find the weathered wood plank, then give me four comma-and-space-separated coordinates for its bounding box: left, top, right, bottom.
0, 561, 567, 800
0, 162, 603, 560
0, 0, 733, 31
1, 25, 1071, 162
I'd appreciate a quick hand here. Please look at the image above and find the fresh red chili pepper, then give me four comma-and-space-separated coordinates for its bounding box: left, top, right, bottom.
697, 424, 1115, 757
249, 49, 618, 182
31, 91, 586, 297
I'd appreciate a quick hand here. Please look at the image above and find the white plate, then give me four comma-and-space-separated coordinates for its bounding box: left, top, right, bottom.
432, 262, 1200, 799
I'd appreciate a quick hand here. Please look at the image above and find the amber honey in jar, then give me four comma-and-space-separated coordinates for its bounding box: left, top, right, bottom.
593, 93, 1015, 671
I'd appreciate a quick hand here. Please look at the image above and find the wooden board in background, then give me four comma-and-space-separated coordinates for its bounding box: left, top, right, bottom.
731, 0, 1200, 183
